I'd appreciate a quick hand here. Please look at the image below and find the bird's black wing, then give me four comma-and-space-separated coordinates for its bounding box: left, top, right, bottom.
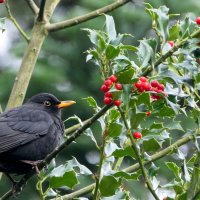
0, 106, 54, 153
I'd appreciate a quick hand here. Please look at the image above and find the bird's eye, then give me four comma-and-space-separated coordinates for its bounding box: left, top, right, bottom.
44, 100, 51, 107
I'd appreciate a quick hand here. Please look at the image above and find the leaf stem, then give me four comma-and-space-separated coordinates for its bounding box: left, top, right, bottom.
118, 107, 160, 200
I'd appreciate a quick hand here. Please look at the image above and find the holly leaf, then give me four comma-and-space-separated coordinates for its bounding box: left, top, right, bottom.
108, 122, 123, 138
165, 162, 181, 181
105, 141, 120, 156
49, 170, 78, 188
113, 146, 136, 158
99, 176, 121, 196
116, 66, 135, 84
143, 138, 161, 152
83, 96, 99, 109
105, 44, 120, 60
105, 15, 117, 41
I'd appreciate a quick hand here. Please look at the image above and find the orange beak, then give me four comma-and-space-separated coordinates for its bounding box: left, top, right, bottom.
56, 101, 76, 109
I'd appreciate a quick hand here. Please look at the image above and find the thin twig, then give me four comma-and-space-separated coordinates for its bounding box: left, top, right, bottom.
65, 118, 91, 136
37, 0, 46, 21
51, 133, 196, 200
93, 129, 108, 200
0, 105, 112, 200
142, 28, 200, 76
25, 0, 39, 14
53, 184, 95, 200
188, 151, 200, 199
118, 107, 160, 200
5, 0, 30, 42
46, 0, 131, 32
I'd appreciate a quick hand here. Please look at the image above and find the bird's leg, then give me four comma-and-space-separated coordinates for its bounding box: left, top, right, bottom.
20, 160, 42, 174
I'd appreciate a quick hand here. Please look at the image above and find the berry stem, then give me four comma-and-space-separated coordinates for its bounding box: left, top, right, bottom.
118, 107, 160, 200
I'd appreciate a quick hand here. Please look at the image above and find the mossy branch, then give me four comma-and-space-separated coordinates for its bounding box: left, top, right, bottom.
46, 0, 131, 32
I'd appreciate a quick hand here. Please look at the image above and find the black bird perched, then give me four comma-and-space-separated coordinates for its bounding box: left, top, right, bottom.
0, 93, 75, 176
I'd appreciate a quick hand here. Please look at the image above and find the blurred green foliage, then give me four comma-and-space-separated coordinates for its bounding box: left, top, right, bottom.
0, 0, 200, 199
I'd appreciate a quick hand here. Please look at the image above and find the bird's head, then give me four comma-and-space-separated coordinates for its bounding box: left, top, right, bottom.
26, 93, 76, 115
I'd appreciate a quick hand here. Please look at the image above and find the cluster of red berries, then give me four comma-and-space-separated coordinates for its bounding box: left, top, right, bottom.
134, 76, 165, 100
196, 17, 200, 25
101, 75, 123, 106
133, 131, 142, 139
0, 0, 5, 3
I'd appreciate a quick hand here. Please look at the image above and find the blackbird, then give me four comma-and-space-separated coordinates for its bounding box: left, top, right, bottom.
0, 93, 75, 175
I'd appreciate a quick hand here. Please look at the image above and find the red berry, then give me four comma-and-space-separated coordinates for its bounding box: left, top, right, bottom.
168, 41, 174, 47
138, 86, 145, 92
101, 85, 109, 93
115, 83, 123, 90
133, 132, 142, 139
139, 76, 147, 82
151, 87, 159, 93
114, 100, 122, 106
0, 0, 5, 3
151, 94, 161, 100
143, 82, 151, 91
163, 198, 167, 200
105, 92, 112, 98
146, 111, 151, 116
196, 17, 200, 25
150, 80, 159, 88
109, 75, 117, 82
104, 97, 112, 105
157, 83, 165, 91
135, 81, 142, 89
104, 79, 112, 87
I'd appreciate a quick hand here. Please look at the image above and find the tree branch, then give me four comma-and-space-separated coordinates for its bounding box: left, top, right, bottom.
6, 0, 60, 110
37, 0, 46, 22
5, 0, 30, 42
46, 0, 131, 32
142, 28, 200, 76
25, 0, 39, 14
0, 105, 112, 200
53, 133, 196, 200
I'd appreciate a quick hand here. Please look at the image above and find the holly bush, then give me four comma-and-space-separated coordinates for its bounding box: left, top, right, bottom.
33, 4, 200, 200
1, 2, 200, 200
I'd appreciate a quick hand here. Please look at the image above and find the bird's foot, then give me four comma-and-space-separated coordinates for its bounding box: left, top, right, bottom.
20, 160, 42, 174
